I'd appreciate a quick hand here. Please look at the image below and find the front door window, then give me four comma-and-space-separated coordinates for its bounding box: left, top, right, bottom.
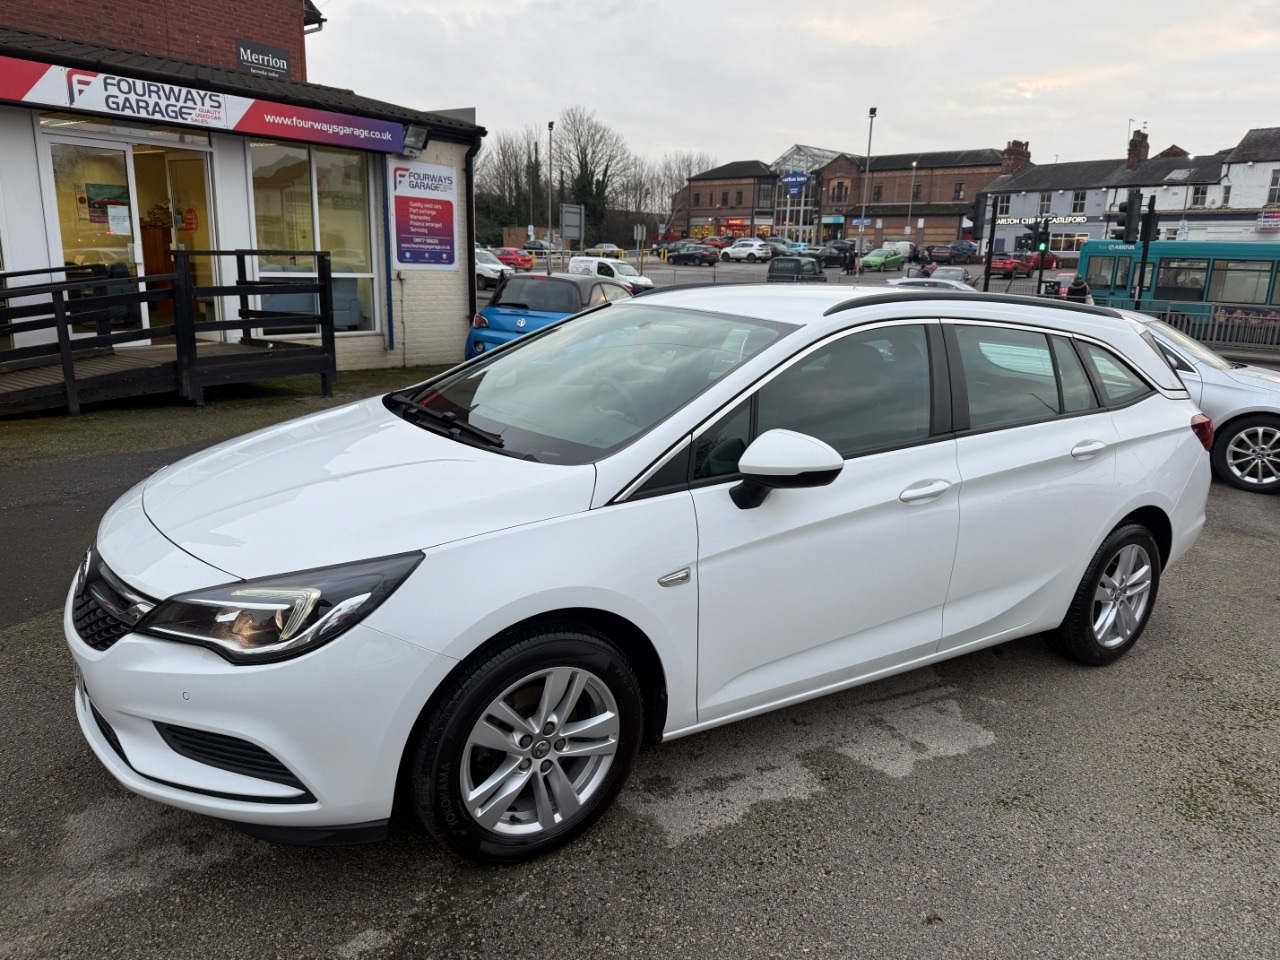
49, 141, 143, 332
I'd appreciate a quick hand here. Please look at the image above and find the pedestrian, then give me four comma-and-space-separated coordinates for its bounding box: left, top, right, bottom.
841, 247, 852, 275
1064, 273, 1091, 303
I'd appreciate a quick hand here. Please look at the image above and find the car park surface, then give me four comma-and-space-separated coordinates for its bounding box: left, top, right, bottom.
63, 284, 1209, 867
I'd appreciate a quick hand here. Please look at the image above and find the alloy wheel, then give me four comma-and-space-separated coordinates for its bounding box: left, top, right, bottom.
1091, 543, 1153, 648
460, 666, 620, 836
1225, 424, 1280, 488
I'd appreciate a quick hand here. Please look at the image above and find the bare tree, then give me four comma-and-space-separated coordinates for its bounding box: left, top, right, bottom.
552, 106, 632, 245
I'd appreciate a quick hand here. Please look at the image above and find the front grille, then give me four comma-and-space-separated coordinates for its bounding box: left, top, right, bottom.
90, 702, 127, 763
72, 550, 155, 652
73, 591, 131, 651
155, 723, 307, 791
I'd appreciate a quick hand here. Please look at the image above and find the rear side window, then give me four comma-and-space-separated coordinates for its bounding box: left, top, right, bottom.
1081, 344, 1151, 406
1051, 336, 1098, 412
955, 326, 1059, 430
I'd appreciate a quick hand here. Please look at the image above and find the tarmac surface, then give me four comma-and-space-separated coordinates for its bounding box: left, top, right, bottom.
1, 360, 1278, 960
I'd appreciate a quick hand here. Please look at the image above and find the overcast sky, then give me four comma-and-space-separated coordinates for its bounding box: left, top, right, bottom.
307, 0, 1280, 169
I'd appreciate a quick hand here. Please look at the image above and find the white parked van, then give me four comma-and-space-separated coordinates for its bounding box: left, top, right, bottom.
568, 256, 654, 292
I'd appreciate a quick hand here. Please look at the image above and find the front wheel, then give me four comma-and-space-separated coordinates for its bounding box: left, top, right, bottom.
1211, 415, 1280, 493
721, 253, 730, 262
1047, 525, 1160, 665
408, 624, 643, 864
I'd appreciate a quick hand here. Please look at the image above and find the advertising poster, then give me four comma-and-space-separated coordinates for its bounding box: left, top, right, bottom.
389, 159, 458, 268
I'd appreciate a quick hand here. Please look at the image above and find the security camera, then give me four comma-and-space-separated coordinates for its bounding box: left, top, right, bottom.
403, 146, 422, 159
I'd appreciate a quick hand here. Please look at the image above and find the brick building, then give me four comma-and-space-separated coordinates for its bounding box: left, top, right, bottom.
810, 142, 1032, 248
676, 160, 777, 239
0, 3, 485, 370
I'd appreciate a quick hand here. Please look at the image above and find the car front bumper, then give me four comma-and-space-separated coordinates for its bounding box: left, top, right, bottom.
66, 579, 457, 833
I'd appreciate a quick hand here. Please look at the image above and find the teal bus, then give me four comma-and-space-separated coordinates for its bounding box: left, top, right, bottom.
1077, 239, 1280, 351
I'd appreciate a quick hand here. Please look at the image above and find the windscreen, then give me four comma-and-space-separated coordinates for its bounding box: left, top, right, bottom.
405, 303, 792, 464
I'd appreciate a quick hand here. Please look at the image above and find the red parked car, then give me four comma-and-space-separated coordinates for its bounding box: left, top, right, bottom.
492, 247, 535, 271
698, 236, 733, 249
1023, 250, 1062, 270
989, 252, 1032, 278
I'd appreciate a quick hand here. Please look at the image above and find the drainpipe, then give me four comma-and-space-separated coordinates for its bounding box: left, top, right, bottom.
465, 137, 481, 323
381, 156, 396, 352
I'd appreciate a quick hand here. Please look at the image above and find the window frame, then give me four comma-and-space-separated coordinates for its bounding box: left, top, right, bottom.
954, 182, 965, 201
1268, 170, 1280, 205
626, 319, 951, 500
942, 319, 1154, 436
1071, 190, 1087, 214
1038, 192, 1051, 216
246, 140, 380, 337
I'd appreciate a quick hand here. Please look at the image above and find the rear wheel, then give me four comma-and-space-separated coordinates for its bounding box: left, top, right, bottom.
1211, 415, 1280, 493
1048, 524, 1160, 665
408, 624, 643, 864
746, 253, 757, 263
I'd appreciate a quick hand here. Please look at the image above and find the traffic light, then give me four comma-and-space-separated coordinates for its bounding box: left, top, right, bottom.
966, 193, 988, 240
1140, 196, 1158, 243
1111, 189, 1141, 242
1036, 229, 1049, 253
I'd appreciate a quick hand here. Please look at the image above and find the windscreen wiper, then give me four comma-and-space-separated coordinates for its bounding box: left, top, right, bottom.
386, 394, 504, 447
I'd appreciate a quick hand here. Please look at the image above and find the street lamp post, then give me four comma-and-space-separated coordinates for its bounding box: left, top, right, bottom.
547, 121, 555, 249
906, 159, 917, 240
857, 107, 877, 252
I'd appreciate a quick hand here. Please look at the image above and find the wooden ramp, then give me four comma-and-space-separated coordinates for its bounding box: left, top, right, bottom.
0, 251, 337, 417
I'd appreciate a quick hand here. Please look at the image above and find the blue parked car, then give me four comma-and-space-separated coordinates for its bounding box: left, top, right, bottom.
466, 272, 633, 359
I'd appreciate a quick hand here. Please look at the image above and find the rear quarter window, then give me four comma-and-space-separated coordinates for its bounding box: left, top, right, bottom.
1081, 344, 1152, 406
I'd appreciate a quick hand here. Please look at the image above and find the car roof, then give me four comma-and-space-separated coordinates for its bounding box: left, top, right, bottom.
504, 271, 625, 290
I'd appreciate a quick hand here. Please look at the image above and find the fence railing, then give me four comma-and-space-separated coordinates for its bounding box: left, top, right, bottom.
0, 250, 337, 414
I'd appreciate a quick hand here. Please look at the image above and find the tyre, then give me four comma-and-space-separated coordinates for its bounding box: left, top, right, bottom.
747, 253, 757, 263
721, 253, 730, 262
1048, 524, 1161, 665
1211, 415, 1280, 493
408, 623, 643, 864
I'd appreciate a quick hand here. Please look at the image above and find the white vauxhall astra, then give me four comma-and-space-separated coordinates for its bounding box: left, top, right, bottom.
67, 285, 1212, 863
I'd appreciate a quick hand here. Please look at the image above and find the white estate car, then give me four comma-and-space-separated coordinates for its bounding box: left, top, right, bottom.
1138, 318, 1280, 493
721, 238, 774, 262
67, 288, 1211, 864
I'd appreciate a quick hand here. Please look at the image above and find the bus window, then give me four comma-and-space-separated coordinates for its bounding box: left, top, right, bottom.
1155, 258, 1208, 302
1208, 260, 1272, 304
1085, 257, 1115, 290
1114, 258, 1131, 291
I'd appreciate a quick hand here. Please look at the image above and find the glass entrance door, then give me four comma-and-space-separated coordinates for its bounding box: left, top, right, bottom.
47, 139, 145, 335
132, 144, 216, 332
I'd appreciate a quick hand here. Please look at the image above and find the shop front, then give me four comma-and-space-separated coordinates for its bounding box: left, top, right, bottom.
0, 35, 484, 369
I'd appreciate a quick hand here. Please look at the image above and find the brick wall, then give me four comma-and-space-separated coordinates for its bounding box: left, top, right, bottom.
3, 0, 307, 78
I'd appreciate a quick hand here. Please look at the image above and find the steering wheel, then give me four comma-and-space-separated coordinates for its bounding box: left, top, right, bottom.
591, 378, 640, 424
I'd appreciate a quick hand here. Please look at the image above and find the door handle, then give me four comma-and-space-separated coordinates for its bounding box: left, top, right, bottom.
1070, 440, 1108, 460
899, 479, 952, 504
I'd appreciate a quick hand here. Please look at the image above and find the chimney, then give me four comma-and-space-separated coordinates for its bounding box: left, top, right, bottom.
1127, 130, 1150, 170
1001, 140, 1031, 174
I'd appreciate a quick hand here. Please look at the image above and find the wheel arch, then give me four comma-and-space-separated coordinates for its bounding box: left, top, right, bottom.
1210, 408, 1280, 448
1114, 505, 1172, 571
395, 606, 669, 806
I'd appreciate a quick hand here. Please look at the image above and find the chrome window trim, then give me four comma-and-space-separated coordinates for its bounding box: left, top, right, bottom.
610, 318, 939, 504
942, 317, 1188, 400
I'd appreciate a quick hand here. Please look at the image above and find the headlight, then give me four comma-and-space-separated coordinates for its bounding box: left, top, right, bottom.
135, 553, 422, 664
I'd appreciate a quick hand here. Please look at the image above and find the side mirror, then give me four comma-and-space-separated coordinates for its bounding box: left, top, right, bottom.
730, 429, 844, 509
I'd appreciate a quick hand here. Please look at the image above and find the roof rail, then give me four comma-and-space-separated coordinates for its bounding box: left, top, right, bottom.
821, 290, 1124, 319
